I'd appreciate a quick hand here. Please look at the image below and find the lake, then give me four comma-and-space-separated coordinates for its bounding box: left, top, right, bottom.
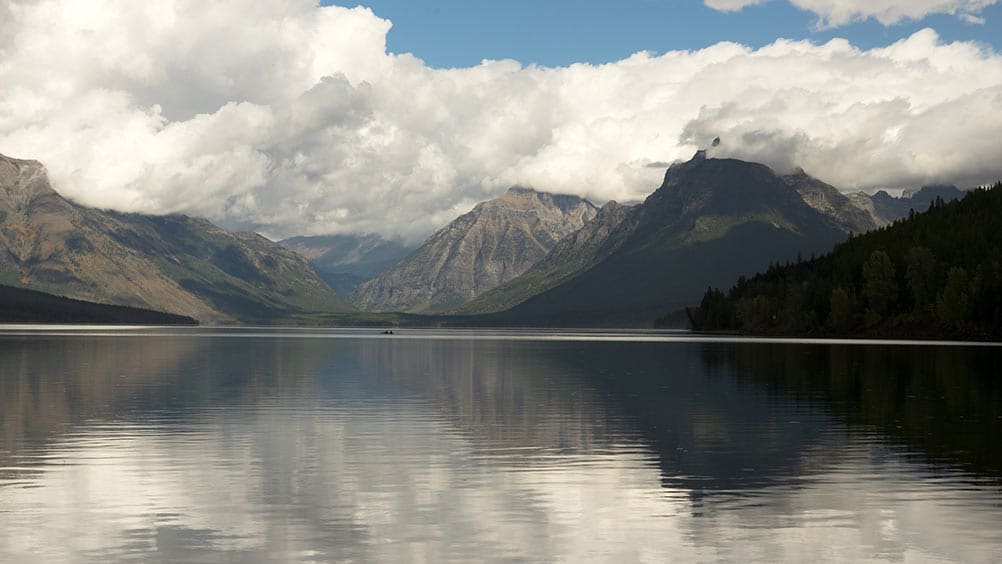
1, 327, 1000, 562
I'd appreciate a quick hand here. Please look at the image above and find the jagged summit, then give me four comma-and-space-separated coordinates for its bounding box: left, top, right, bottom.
904, 184, 964, 200
782, 168, 878, 234
455, 198, 636, 315
497, 185, 596, 213
493, 151, 848, 324
650, 156, 804, 227
353, 187, 598, 313
0, 153, 58, 209
504, 185, 536, 195
0, 152, 44, 169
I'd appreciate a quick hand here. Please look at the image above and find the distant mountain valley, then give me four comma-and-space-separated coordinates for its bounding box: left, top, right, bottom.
0, 150, 972, 327
278, 234, 414, 297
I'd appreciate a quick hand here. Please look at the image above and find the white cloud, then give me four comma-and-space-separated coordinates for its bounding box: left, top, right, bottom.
705, 0, 770, 11
1, 2, 1001, 242
705, 0, 999, 27
960, 12, 987, 23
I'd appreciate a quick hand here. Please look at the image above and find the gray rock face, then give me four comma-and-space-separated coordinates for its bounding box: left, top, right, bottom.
455, 200, 635, 315
846, 192, 882, 225
783, 170, 878, 234
353, 187, 598, 313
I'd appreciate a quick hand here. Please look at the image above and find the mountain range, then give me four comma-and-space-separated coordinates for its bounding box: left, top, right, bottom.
353, 186, 598, 313
455, 154, 965, 325
1, 150, 970, 327
848, 185, 966, 226
474, 152, 849, 325
0, 153, 352, 323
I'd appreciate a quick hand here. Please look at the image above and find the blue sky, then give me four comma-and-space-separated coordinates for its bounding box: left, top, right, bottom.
324, 0, 1002, 67
4, 0, 1002, 239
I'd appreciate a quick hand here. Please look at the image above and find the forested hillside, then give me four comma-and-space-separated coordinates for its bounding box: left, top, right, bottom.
686, 183, 1002, 340
0, 285, 197, 325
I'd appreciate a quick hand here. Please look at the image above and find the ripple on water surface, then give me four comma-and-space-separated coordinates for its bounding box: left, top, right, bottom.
0, 328, 1000, 562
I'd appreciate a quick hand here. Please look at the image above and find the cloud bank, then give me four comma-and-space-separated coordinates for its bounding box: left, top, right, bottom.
1, 1, 1001, 242
705, 0, 999, 27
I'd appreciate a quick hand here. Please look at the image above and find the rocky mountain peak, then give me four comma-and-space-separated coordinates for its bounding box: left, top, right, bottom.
906, 184, 963, 200
503, 185, 536, 196
496, 185, 598, 215
0, 153, 352, 323
650, 156, 795, 227
782, 169, 878, 234
353, 187, 599, 313
0, 153, 58, 212
493, 154, 848, 325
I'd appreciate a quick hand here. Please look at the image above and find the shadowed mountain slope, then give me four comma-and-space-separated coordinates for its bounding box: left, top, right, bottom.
487, 153, 847, 325
0, 284, 197, 324
0, 153, 352, 323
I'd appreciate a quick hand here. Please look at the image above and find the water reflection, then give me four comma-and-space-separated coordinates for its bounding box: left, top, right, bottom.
715, 343, 1002, 480
0, 330, 1000, 562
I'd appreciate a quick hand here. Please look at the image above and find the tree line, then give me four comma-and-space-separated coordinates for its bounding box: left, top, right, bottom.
0, 284, 198, 325
686, 182, 1002, 340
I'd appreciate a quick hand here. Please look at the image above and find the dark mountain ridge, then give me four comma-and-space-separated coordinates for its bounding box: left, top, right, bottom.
0, 284, 197, 325
847, 184, 966, 227
484, 153, 848, 325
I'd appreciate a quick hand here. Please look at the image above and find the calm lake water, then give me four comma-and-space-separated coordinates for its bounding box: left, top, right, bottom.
1, 328, 1000, 563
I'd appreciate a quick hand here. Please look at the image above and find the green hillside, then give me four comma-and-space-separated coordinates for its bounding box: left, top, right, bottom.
687, 183, 1002, 340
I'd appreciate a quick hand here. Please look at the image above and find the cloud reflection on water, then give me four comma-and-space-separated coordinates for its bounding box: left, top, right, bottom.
0, 331, 999, 562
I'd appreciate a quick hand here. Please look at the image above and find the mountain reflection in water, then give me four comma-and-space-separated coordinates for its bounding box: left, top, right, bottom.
0, 329, 1000, 562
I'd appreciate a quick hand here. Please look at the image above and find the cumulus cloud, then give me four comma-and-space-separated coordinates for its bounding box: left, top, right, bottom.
1, 1, 1001, 242
705, 0, 770, 11
959, 12, 988, 23
705, 0, 999, 27
701, 0, 997, 27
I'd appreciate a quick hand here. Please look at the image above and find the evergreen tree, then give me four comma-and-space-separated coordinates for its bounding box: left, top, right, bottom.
828, 286, 854, 333
688, 181, 1002, 339
905, 246, 938, 315
862, 250, 898, 326
936, 267, 971, 330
